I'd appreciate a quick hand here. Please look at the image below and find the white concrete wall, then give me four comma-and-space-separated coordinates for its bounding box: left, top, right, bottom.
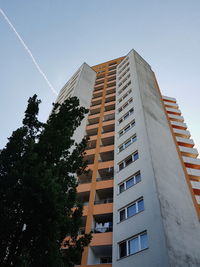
56, 63, 96, 145
112, 49, 200, 267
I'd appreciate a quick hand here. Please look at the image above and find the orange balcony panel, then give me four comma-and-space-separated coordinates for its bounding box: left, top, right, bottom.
86, 123, 99, 130
104, 110, 115, 116
90, 104, 101, 110
184, 163, 200, 170
177, 141, 194, 148
193, 188, 200, 195
93, 89, 103, 97
102, 120, 115, 127
105, 93, 116, 99
96, 179, 113, 190
92, 96, 102, 102
100, 145, 114, 153
88, 113, 100, 120
77, 183, 91, 193
98, 160, 114, 169
93, 203, 113, 215
85, 148, 96, 156
101, 131, 114, 139
166, 110, 181, 115
90, 232, 112, 246
172, 125, 187, 130
88, 135, 97, 141
104, 101, 115, 107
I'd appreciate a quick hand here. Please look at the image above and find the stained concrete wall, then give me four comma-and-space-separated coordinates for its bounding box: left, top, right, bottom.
112, 50, 200, 267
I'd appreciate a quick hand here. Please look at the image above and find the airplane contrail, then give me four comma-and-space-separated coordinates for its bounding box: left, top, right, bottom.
0, 8, 58, 96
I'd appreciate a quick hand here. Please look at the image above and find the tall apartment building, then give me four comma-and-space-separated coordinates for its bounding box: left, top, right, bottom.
57, 50, 200, 267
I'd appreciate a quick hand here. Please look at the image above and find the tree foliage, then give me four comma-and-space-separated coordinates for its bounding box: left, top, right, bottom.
0, 95, 91, 267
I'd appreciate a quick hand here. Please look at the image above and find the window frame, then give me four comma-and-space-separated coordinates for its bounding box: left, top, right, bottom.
119, 231, 148, 259
118, 151, 139, 171
118, 134, 137, 153
119, 171, 141, 194
119, 197, 144, 222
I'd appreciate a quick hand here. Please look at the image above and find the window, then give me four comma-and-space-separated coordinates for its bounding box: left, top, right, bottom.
118, 62, 130, 75
119, 197, 144, 222
118, 68, 130, 81
119, 120, 135, 137
119, 232, 148, 259
118, 80, 131, 95
118, 134, 137, 152
118, 151, 139, 171
118, 98, 133, 113
118, 57, 129, 70
118, 74, 131, 88
118, 108, 134, 124
118, 89, 132, 103
119, 171, 141, 193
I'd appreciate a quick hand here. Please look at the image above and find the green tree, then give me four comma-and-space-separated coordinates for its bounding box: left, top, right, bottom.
0, 95, 91, 267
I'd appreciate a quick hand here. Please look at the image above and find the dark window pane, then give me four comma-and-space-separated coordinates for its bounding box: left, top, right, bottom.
135, 173, 141, 183
133, 152, 139, 161
119, 242, 127, 258
129, 237, 139, 255
120, 209, 126, 221
125, 156, 132, 166
127, 203, 136, 217
140, 233, 148, 250
138, 199, 144, 212
119, 183, 125, 193
126, 177, 134, 189
119, 162, 124, 171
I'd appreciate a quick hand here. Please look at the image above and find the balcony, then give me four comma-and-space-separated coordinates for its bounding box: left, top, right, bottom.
86, 139, 97, 149
94, 85, 104, 92
90, 104, 101, 115
99, 150, 114, 163
95, 188, 113, 205
186, 168, 200, 179
88, 244, 112, 265
91, 96, 102, 106
168, 113, 184, 122
86, 123, 99, 136
179, 146, 198, 158
97, 166, 114, 179
101, 134, 114, 147
164, 101, 179, 109
173, 128, 190, 138
162, 95, 176, 103
170, 121, 187, 130
77, 191, 90, 206
176, 136, 194, 148
102, 120, 115, 133
183, 156, 200, 170
93, 89, 103, 98
165, 107, 181, 115
96, 178, 113, 190
105, 93, 115, 103
191, 181, 200, 190
88, 113, 100, 125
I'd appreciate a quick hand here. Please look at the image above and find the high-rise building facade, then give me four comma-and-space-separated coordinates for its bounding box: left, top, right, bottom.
57, 50, 200, 267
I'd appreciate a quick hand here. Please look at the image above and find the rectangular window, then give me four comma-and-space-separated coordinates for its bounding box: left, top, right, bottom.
119, 120, 135, 137
118, 108, 134, 124
118, 151, 139, 171
118, 89, 132, 103
119, 171, 141, 193
119, 232, 148, 259
119, 197, 144, 222
118, 80, 131, 95
118, 98, 133, 113
118, 134, 137, 153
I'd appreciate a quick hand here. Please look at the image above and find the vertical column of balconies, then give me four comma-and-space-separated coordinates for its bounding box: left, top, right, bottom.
76, 58, 124, 266
163, 95, 200, 210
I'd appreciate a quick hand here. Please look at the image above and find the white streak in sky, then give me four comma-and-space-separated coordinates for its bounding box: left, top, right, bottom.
0, 8, 58, 96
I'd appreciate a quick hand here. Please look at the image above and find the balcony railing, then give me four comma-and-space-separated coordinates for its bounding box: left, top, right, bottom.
96, 177, 113, 182
94, 198, 113, 205
92, 226, 113, 233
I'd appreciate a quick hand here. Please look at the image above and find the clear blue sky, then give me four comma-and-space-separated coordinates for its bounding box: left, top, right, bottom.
0, 0, 200, 152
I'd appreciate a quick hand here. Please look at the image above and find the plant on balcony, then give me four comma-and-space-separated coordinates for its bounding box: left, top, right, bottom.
0, 95, 91, 267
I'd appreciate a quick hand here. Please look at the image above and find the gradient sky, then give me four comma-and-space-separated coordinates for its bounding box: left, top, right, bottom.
0, 0, 200, 152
